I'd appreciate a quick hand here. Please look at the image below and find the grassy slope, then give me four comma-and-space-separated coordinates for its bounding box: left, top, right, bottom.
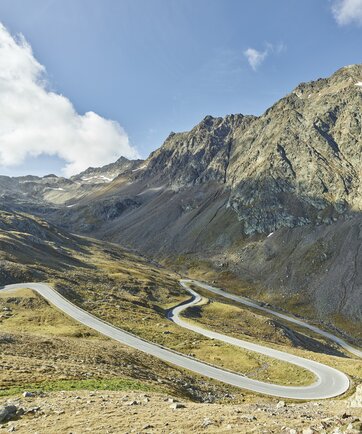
0, 211, 316, 398
179, 284, 362, 393
166, 255, 362, 344
51, 242, 317, 387
0, 288, 241, 402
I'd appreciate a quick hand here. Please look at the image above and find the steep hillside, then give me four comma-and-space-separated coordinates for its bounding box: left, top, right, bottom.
52, 64, 362, 331
0, 209, 83, 284
140, 64, 362, 235
0, 209, 181, 309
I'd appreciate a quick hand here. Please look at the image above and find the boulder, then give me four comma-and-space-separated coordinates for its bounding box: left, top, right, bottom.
0, 405, 18, 423
169, 403, 185, 409
350, 384, 362, 408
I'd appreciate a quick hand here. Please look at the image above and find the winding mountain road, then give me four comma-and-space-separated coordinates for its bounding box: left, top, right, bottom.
1, 280, 356, 400
180, 280, 362, 359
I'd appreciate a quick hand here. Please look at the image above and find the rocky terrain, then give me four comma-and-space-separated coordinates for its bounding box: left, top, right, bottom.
71, 156, 143, 185
0, 156, 144, 211
1, 388, 361, 433
36, 64, 362, 332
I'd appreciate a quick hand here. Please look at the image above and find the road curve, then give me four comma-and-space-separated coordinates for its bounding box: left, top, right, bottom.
0, 281, 350, 399
180, 279, 362, 358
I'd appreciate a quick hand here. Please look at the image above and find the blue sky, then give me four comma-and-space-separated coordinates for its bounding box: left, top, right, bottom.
0, 0, 361, 176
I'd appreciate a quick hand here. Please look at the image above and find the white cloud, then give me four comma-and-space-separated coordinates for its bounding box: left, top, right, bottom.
332, 0, 362, 25
244, 48, 267, 71
0, 23, 139, 177
244, 43, 285, 71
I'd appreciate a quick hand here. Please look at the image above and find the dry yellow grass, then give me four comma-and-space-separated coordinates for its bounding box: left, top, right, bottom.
180, 286, 362, 393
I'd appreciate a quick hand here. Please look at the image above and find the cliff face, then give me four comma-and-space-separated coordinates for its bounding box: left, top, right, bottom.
226, 65, 362, 234
139, 64, 361, 235
142, 114, 256, 186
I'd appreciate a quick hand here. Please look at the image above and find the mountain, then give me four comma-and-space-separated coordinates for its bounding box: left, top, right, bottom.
0, 157, 144, 211
1, 65, 361, 335
141, 64, 362, 234
47, 64, 362, 333
70, 156, 144, 184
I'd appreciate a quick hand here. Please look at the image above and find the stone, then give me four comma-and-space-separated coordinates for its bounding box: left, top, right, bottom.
25, 407, 40, 414
240, 415, 257, 422
201, 418, 214, 427
0, 406, 18, 423
276, 400, 286, 409
350, 384, 362, 408
347, 420, 362, 432
22, 392, 35, 398
169, 403, 185, 410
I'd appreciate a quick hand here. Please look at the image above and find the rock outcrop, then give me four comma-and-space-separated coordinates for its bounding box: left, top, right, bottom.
140, 64, 362, 235
350, 384, 362, 408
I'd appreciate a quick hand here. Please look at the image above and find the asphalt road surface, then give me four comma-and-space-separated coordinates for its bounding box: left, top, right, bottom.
180, 279, 362, 359
1, 281, 353, 399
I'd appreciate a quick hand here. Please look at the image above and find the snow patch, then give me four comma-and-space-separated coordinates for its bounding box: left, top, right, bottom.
293, 91, 302, 99
45, 187, 65, 191
139, 186, 165, 195
267, 232, 274, 238
355, 82, 362, 87
99, 175, 113, 181
82, 175, 115, 182
132, 164, 147, 172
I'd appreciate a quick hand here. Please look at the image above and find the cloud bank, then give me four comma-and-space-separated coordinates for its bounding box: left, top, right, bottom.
0, 23, 139, 177
332, 0, 362, 25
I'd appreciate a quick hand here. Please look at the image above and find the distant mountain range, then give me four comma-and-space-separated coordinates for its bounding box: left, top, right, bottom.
1, 64, 361, 334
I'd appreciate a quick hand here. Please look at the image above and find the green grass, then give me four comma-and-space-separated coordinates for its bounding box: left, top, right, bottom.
0, 378, 160, 398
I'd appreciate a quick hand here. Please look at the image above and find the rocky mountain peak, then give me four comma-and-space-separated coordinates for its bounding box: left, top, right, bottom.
71, 156, 144, 184
331, 63, 362, 80
131, 64, 362, 234
289, 63, 362, 101
142, 113, 255, 187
